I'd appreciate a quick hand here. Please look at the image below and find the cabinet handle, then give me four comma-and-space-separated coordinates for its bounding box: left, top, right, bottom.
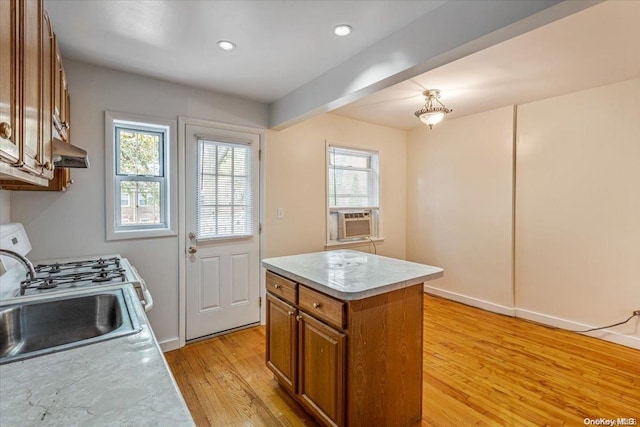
43, 162, 54, 171
67, 179, 74, 185
287, 311, 294, 316
61, 121, 69, 129
274, 283, 281, 289
312, 302, 321, 309
0, 122, 11, 139
296, 315, 302, 321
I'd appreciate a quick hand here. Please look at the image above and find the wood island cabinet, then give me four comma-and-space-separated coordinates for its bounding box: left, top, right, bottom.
265, 270, 424, 427
266, 293, 297, 395
0, 0, 72, 190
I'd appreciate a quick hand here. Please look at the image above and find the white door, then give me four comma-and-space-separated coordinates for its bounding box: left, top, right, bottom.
185, 124, 261, 340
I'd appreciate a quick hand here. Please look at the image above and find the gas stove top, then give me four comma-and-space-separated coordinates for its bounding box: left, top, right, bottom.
0, 224, 153, 312
20, 257, 129, 295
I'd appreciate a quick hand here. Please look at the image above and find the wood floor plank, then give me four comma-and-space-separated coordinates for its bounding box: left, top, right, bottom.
166, 294, 640, 426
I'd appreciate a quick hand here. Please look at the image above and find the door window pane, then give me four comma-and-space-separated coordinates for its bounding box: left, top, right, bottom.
197, 140, 253, 238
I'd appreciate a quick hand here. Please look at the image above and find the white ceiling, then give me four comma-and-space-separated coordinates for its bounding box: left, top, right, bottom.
334, 0, 640, 130
44, 1, 640, 131
44, 0, 445, 103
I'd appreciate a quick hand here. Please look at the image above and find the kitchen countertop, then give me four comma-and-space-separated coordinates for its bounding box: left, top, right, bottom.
262, 249, 444, 300
0, 284, 194, 427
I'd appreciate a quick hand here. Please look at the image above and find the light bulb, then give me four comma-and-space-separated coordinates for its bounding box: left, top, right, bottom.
334, 25, 352, 36
217, 40, 236, 51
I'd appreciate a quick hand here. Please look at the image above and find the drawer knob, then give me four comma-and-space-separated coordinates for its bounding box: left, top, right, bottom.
274, 283, 281, 289
0, 122, 12, 139
288, 311, 294, 316
313, 302, 321, 309
296, 315, 302, 321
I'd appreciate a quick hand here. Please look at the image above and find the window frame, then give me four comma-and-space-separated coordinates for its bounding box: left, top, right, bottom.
326, 142, 382, 246
105, 111, 177, 240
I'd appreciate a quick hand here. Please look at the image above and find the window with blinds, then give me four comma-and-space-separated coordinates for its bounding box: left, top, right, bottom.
328, 146, 379, 208
196, 138, 253, 239
327, 145, 380, 242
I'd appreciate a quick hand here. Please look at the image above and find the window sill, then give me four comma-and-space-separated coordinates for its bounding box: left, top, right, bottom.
324, 237, 385, 250
107, 227, 177, 241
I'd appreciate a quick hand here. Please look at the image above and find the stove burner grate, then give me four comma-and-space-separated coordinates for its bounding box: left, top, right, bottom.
20, 266, 128, 294
34, 257, 122, 274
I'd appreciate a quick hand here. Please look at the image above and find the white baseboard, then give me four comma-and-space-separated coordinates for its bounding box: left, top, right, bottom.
159, 338, 181, 352
423, 285, 516, 316
423, 285, 640, 350
515, 308, 640, 350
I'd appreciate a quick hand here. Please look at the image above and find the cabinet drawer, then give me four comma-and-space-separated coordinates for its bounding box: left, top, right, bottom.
299, 286, 346, 330
266, 271, 297, 304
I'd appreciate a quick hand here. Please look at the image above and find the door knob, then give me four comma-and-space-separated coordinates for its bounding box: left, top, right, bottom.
0, 122, 11, 139
188, 232, 196, 241
188, 246, 197, 254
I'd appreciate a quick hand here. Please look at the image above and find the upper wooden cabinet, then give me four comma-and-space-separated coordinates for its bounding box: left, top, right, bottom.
0, 0, 20, 166
0, 0, 69, 189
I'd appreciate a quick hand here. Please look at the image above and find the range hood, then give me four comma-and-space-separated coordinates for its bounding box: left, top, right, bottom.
52, 138, 89, 168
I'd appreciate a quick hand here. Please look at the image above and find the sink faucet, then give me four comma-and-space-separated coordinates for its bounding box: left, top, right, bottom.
0, 249, 37, 295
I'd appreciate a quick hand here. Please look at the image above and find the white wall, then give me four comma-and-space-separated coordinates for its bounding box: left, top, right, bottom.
406, 106, 515, 313
9, 60, 268, 348
265, 113, 407, 259
0, 190, 9, 224
406, 79, 640, 348
515, 78, 640, 346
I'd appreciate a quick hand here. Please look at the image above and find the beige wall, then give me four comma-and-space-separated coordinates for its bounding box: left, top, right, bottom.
515, 78, 640, 342
406, 106, 515, 312
265, 113, 406, 259
0, 190, 9, 224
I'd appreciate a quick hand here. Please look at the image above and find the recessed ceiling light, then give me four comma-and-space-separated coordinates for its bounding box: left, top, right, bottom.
333, 24, 352, 37
217, 40, 236, 51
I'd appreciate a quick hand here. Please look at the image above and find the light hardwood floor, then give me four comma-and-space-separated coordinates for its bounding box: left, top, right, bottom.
166, 294, 640, 426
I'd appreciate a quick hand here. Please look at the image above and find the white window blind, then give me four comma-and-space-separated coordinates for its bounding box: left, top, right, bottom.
196, 137, 253, 239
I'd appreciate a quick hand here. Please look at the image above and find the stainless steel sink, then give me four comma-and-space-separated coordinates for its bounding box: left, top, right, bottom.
0, 288, 141, 364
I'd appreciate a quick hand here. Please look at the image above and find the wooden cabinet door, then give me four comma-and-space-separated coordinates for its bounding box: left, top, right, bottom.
37, 9, 53, 178
0, 0, 19, 164
298, 312, 346, 427
266, 293, 297, 395
19, 0, 43, 175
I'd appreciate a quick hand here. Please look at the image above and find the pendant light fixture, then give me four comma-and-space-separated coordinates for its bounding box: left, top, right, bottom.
414, 89, 452, 129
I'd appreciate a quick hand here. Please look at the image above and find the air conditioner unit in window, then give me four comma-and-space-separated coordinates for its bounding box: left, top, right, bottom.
338, 210, 372, 240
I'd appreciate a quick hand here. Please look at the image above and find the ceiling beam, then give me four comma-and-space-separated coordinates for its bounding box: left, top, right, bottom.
269, 0, 601, 130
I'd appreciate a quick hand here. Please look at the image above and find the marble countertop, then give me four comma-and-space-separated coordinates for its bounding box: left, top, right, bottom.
0, 284, 194, 427
262, 250, 444, 300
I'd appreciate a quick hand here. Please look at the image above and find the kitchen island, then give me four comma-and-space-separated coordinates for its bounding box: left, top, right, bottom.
262, 250, 443, 427
0, 284, 194, 427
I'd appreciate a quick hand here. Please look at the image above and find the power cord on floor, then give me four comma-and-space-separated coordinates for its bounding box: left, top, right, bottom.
565, 311, 640, 333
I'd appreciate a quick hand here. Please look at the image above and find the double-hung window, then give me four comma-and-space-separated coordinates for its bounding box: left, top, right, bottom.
327, 145, 380, 243
106, 112, 177, 240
